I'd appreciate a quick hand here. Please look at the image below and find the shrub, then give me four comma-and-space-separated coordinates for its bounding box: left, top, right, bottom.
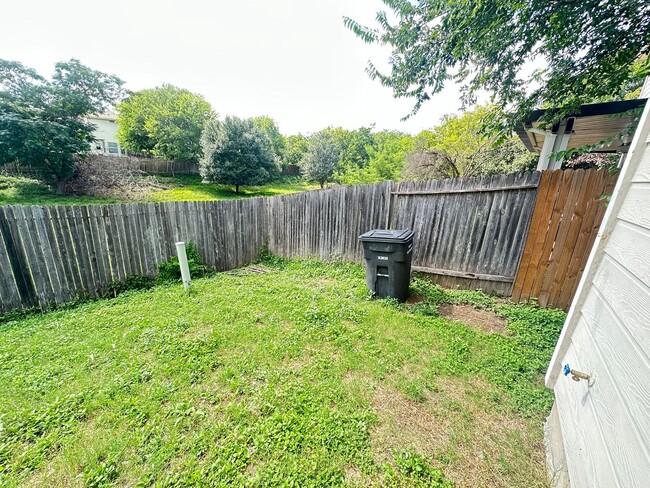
107, 275, 156, 297
200, 116, 279, 193
157, 242, 208, 283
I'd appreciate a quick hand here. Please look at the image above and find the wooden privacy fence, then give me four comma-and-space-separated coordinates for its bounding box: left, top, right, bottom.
0, 200, 266, 313
0, 169, 616, 314
388, 172, 540, 295
0, 182, 389, 313
87, 155, 200, 175
1, 157, 200, 178
131, 158, 199, 175
266, 182, 391, 262
512, 169, 618, 309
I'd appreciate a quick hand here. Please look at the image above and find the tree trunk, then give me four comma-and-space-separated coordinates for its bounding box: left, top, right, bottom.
235, 184, 240, 194
319, 181, 324, 189
55, 179, 66, 195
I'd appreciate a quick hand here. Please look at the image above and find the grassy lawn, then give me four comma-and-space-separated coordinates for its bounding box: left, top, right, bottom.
0, 175, 317, 206
148, 175, 318, 202
0, 176, 122, 206
0, 259, 564, 487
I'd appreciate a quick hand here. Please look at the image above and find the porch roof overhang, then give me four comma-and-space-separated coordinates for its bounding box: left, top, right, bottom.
516, 99, 647, 154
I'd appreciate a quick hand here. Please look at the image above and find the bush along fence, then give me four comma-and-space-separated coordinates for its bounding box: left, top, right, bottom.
0, 169, 616, 314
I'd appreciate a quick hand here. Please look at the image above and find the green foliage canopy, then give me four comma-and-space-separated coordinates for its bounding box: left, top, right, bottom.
0, 59, 124, 193
283, 134, 309, 168
367, 131, 414, 181
325, 126, 376, 168
302, 131, 341, 188
338, 130, 414, 184
345, 1, 650, 138
117, 84, 213, 161
251, 116, 286, 163
403, 107, 535, 180
199, 116, 279, 193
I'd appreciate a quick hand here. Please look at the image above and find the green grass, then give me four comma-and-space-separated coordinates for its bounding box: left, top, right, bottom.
0, 174, 317, 206
149, 175, 318, 202
0, 175, 122, 206
0, 259, 564, 487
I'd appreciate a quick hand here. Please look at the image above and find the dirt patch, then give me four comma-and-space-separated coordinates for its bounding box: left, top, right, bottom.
438, 304, 509, 335
343, 464, 363, 485
405, 294, 424, 304
370, 385, 451, 465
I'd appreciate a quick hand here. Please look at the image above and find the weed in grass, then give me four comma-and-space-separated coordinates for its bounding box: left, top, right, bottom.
384, 450, 453, 487
84, 455, 120, 488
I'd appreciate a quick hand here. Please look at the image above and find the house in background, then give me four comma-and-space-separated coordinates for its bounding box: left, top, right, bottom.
87, 112, 124, 156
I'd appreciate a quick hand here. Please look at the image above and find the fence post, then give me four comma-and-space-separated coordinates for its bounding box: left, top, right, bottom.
175, 241, 192, 290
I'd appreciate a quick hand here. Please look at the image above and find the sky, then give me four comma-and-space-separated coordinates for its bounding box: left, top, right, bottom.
0, 0, 474, 135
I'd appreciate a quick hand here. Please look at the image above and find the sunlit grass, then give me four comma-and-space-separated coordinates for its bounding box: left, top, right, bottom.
0, 259, 563, 487
148, 175, 318, 202
0, 175, 122, 206
0, 174, 317, 206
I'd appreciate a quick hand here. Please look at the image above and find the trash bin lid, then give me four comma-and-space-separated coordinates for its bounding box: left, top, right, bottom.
358, 229, 414, 243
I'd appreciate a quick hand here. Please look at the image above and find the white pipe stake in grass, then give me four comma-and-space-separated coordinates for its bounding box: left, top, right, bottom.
175, 241, 192, 290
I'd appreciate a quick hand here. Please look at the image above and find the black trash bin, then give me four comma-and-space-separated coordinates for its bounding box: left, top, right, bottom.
358, 229, 414, 302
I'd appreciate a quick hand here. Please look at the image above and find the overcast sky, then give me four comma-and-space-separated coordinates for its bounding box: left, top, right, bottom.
1, 0, 476, 135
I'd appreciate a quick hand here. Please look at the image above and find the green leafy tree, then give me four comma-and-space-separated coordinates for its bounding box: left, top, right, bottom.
200, 116, 279, 193
302, 131, 340, 188
367, 131, 414, 181
284, 134, 309, 169
325, 127, 376, 168
251, 116, 286, 163
345, 1, 650, 138
403, 107, 535, 180
0, 59, 124, 193
339, 130, 413, 184
117, 84, 213, 161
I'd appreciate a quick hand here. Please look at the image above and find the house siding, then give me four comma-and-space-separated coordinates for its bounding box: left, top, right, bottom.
88, 117, 122, 155
546, 99, 650, 487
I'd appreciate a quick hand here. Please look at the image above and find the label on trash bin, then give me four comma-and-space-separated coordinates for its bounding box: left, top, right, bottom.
378, 256, 388, 260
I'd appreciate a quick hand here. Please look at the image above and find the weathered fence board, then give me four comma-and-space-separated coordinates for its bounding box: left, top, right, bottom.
0, 199, 267, 313
265, 182, 392, 262
511, 169, 618, 309
390, 172, 541, 294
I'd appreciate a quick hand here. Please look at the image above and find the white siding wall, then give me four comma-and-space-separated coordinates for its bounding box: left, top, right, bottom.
546, 99, 650, 487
